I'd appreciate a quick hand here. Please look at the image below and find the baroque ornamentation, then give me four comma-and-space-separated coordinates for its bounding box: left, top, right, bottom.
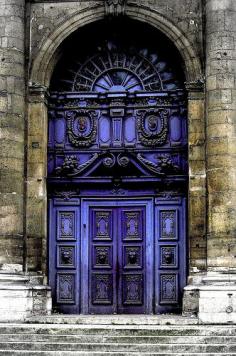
105, 0, 127, 16
58, 274, 75, 302
66, 110, 98, 147
55, 154, 99, 177
137, 109, 169, 146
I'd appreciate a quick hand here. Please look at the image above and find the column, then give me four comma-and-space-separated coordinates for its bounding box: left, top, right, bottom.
206, 0, 236, 271
0, 0, 25, 271
198, 0, 236, 323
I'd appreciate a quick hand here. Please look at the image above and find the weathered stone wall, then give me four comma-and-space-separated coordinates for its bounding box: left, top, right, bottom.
206, 0, 236, 270
0, 0, 25, 269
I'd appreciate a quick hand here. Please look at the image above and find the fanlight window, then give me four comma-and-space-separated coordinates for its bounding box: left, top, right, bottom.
60, 50, 182, 93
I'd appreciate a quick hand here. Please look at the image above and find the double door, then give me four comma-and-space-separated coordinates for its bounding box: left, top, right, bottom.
86, 201, 152, 314
49, 197, 186, 314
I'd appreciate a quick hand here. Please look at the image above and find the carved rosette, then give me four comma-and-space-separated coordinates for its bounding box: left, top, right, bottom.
66, 110, 98, 147
137, 109, 169, 147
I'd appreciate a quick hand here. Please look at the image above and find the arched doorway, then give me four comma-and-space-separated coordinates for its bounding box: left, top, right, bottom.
47, 19, 188, 314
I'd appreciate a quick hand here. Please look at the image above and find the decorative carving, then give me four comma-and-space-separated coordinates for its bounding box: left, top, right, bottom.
59, 212, 74, 238
185, 79, 204, 92
95, 212, 111, 239
157, 154, 181, 174
55, 153, 99, 177
56, 155, 78, 175
117, 154, 129, 167
103, 154, 116, 168
66, 110, 98, 147
105, 0, 127, 16
161, 211, 176, 239
92, 274, 112, 304
123, 275, 143, 305
54, 190, 80, 200
95, 247, 110, 266
57, 274, 75, 303
136, 153, 163, 175
160, 274, 177, 303
161, 246, 176, 266
59, 246, 74, 266
124, 247, 141, 267
137, 109, 169, 146
126, 213, 139, 237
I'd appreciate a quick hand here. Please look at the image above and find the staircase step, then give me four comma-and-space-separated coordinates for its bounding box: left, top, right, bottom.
1, 334, 236, 344
0, 352, 236, 356
0, 341, 234, 352
0, 323, 236, 355
1, 324, 236, 336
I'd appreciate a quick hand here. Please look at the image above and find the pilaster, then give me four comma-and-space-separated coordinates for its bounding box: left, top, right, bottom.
198, 0, 236, 323
0, 0, 25, 270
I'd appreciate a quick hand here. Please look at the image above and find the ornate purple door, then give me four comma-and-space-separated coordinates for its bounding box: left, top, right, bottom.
48, 37, 188, 314
86, 201, 152, 314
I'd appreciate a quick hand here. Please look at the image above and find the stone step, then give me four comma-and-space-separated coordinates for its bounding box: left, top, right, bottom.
0, 352, 235, 356
0, 324, 236, 336
0, 342, 235, 353
1, 334, 236, 344
27, 315, 198, 325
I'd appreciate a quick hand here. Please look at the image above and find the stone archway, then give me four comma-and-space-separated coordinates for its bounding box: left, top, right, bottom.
27, 4, 205, 288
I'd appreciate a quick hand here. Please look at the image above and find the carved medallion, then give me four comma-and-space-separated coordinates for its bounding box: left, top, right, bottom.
137, 109, 169, 146
66, 110, 98, 147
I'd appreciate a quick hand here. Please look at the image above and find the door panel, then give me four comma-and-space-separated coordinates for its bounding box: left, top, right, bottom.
118, 208, 146, 314
49, 200, 80, 313
89, 208, 117, 314
155, 198, 186, 313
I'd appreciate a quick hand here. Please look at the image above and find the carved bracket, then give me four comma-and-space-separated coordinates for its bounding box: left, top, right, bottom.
105, 0, 127, 16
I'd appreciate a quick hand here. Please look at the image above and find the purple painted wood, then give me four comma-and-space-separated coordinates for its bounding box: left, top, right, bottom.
88, 205, 146, 314
47, 47, 188, 314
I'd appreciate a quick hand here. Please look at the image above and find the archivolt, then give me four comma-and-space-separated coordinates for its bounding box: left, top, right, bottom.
30, 4, 202, 87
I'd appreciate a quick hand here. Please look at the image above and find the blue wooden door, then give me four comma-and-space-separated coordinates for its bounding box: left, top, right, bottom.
47, 40, 188, 314
87, 203, 149, 314
80, 199, 153, 314
49, 196, 185, 314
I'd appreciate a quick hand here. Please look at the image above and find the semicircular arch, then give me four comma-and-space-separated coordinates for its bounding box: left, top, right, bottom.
30, 4, 202, 87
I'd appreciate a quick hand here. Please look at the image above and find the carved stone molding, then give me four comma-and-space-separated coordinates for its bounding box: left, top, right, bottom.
28, 82, 49, 104
105, 0, 127, 16
185, 79, 205, 92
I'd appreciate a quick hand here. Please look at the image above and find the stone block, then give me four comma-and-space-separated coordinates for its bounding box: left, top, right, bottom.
0, 95, 7, 112
207, 168, 233, 192
183, 285, 199, 315
199, 285, 236, 324
0, 274, 52, 321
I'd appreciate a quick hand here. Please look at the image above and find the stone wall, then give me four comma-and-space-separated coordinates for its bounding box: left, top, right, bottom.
206, 0, 236, 270
0, 0, 25, 270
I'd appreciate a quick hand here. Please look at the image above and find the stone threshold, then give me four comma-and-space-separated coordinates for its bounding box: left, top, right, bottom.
26, 314, 199, 325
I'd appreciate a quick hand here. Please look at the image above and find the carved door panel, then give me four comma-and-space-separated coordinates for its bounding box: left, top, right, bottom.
155, 197, 186, 313
87, 201, 151, 314
48, 199, 80, 314
89, 208, 117, 314
118, 208, 146, 314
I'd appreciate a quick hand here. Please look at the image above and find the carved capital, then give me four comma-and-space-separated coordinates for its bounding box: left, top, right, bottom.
185, 79, 205, 92
28, 82, 49, 104
185, 79, 205, 100
105, 0, 127, 16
